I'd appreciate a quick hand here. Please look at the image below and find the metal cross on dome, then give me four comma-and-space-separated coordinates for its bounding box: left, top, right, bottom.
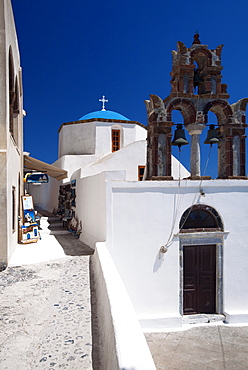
99, 95, 108, 111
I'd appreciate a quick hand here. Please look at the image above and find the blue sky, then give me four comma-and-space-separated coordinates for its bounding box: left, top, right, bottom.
12, 0, 248, 178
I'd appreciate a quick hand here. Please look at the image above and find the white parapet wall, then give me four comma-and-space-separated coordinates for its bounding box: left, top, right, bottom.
91, 242, 156, 370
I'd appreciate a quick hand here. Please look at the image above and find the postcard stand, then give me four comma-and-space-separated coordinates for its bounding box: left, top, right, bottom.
20, 195, 39, 243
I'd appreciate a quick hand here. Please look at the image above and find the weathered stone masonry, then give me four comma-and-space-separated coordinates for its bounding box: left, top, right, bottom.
145, 33, 248, 180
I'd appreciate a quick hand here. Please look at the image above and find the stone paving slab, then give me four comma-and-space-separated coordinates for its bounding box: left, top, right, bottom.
145, 324, 248, 369
0, 256, 93, 369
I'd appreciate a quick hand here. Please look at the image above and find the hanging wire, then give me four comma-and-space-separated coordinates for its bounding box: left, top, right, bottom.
164, 143, 213, 247
171, 102, 212, 237
175, 144, 213, 233
163, 103, 213, 249
188, 144, 212, 206
165, 149, 181, 244
164, 148, 186, 247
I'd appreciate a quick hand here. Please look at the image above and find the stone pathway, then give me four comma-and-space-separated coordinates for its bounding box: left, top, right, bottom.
0, 211, 94, 370
145, 323, 248, 369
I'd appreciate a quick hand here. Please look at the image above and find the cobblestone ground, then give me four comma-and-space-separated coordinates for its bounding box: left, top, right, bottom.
0, 256, 92, 370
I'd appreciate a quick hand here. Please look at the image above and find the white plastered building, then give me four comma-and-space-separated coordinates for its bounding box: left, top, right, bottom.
32, 107, 189, 213
0, 0, 23, 269
33, 102, 248, 330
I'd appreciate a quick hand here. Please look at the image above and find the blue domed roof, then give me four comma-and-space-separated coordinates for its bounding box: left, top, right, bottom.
79, 110, 130, 121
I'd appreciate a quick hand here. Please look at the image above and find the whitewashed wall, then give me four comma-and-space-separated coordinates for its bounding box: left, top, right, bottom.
74, 170, 126, 248
54, 139, 189, 187
0, 0, 23, 264
59, 121, 96, 157
32, 163, 248, 329
53, 156, 94, 182
59, 120, 147, 159
103, 179, 248, 329
91, 242, 156, 369
135, 124, 148, 141
94, 121, 147, 158
29, 176, 59, 213
7, 142, 22, 259
30, 139, 146, 215
79, 140, 146, 181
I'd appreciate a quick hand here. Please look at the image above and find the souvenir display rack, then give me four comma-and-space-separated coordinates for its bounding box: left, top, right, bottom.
20, 195, 39, 243
57, 181, 76, 224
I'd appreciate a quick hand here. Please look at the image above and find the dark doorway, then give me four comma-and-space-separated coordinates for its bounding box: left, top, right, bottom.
183, 244, 216, 315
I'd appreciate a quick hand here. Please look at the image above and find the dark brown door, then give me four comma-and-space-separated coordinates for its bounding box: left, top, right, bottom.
183, 245, 216, 315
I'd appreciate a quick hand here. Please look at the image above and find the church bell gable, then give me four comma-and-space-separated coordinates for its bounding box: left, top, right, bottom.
145, 33, 247, 180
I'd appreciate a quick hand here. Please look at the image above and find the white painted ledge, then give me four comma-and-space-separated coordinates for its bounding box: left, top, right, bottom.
91, 242, 156, 370
224, 312, 248, 324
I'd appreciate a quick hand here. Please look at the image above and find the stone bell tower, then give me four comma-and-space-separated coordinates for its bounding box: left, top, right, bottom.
145, 33, 247, 180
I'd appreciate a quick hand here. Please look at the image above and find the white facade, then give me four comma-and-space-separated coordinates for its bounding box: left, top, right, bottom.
60, 163, 248, 329
56, 118, 148, 179
104, 178, 248, 329
0, 0, 23, 268
58, 119, 147, 158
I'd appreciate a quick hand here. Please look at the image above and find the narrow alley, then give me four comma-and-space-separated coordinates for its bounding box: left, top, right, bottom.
0, 210, 95, 370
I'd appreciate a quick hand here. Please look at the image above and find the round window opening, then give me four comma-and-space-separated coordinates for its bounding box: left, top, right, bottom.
179, 204, 223, 233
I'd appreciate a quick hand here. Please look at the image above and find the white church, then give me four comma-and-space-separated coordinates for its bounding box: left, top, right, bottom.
33, 34, 248, 332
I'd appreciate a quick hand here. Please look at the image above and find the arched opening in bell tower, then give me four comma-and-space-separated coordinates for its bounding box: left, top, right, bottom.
200, 111, 218, 179
171, 110, 220, 179
171, 110, 190, 175
193, 61, 201, 95
191, 48, 212, 95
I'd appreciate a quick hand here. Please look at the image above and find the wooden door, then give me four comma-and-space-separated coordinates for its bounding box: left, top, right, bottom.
183, 245, 216, 315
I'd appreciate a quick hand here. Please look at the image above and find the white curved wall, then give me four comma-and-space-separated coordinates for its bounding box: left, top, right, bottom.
58, 119, 147, 160
81, 140, 146, 181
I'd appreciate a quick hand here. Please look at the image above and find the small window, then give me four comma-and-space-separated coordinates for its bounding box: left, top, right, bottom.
112, 130, 120, 152
138, 166, 145, 181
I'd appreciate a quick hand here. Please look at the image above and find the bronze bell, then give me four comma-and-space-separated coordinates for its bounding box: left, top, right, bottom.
204, 124, 219, 146
171, 124, 189, 149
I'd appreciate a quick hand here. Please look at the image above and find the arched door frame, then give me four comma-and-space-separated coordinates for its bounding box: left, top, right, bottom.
179, 231, 228, 316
